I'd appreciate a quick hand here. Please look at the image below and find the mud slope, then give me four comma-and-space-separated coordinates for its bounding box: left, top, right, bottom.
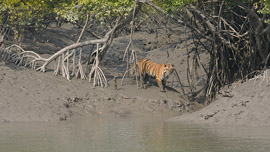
170, 70, 270, 126
0, 23, 198, 122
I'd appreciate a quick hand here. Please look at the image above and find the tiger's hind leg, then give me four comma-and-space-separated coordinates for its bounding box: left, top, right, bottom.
142, 74, 149, 89
139, 72, 144, 89
139, 72, 147, 89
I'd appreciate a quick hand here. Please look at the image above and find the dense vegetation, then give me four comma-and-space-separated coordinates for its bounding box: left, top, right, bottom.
0, 0, 269, 103
0, 0, 191, 41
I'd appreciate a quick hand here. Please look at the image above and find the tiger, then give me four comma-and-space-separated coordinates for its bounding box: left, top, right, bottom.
137, 58, 174, 92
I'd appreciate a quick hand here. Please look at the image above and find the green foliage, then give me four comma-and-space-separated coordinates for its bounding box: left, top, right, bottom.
255, 0, 270, 23
53, 0, 135, 24
0, 0, 193, 40
154, 0, 194, 13
0, 0, 60, 39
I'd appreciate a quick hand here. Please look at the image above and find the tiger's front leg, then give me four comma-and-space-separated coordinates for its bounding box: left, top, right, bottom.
162, 79, 167, 90
157, 78, 165, 92
162, 79, 167, 86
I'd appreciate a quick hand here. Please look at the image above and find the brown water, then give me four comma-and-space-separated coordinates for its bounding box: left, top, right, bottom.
0, 115, 270, 152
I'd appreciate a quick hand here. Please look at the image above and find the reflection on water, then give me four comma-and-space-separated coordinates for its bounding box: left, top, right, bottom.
0, 115, 270, 152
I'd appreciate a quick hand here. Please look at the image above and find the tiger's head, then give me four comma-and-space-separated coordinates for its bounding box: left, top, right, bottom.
162, 63, 174, 79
